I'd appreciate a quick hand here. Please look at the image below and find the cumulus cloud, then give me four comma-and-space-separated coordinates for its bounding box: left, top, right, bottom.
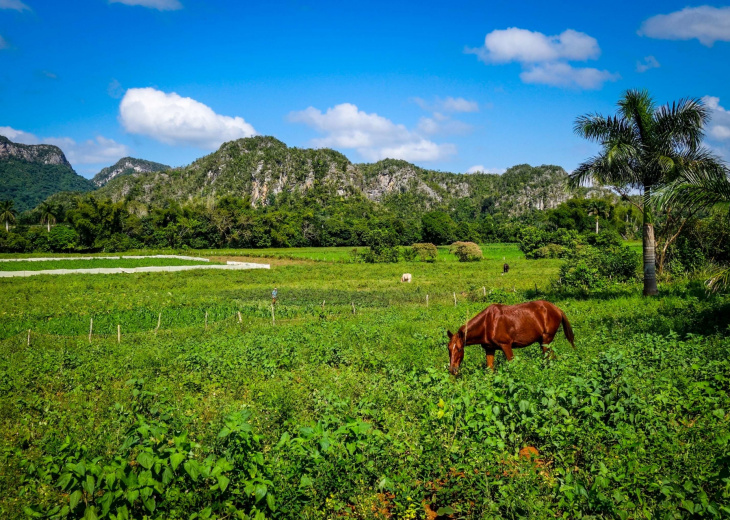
520, 62, 619, 90
466, 165, 506, 174
703, 96, 730, 141
0, 126, 40, 143
289, 103, 455, 162
413, 96, 479, 113
467, 27, 617, 90
119, 87, 256, 149
640, 6, 730, 46
636, 55, 660, 73
471, 28, 600, 63
0, 126, 130, 166
109, 0, 182, 10
0, 0, 31, 11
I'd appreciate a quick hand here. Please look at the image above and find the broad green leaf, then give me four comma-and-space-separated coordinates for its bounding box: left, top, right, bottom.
170, 452, 186, 471
136, 452, 154, 470
254, 483, 267, 502
266, 493, 276, 511
437, 506, 455, 515
69, 490, 82, 510
184, 460, 200, 481
217, 474, 230, 492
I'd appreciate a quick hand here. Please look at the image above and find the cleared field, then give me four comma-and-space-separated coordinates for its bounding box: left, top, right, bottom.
0, 257, 218, 271
1, 244, 728, 519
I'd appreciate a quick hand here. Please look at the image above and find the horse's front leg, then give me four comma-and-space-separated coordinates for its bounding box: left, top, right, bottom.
482, 344, 496, 371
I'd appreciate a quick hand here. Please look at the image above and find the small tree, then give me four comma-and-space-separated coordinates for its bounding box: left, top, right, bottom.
450, 241, 483, 262
586, 199, 610, 234
38, 202, 58, 232
0, 200, 16, 232
412, 243, 438, 262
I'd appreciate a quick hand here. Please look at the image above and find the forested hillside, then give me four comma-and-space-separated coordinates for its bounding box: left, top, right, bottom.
0, 136, 94, 212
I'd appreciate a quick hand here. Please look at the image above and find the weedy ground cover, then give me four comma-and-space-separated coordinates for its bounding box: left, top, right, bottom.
0, 244, 728, 519
0, 258, 219, 272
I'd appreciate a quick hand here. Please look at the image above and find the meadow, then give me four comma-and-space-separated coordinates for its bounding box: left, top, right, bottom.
0, 258, 218, 272
0, 244, 728, 519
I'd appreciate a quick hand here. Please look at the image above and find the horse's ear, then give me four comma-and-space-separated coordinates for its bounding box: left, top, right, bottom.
446, 330, 453, 339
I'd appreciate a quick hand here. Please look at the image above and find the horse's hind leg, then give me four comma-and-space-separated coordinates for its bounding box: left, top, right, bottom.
541, 333, 556, 360
500, 344, 515, 362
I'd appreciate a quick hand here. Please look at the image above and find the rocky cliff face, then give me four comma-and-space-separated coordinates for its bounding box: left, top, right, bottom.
96, 136, 572, 216
92, 157, 170, 187
0, 135, 71, 167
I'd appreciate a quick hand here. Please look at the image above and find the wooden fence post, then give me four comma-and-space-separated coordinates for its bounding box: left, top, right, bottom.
271, 304, 275, 326
117, 325, 121, 344
27, 329, 30, 347
155, 312, 161, 334
352, 302, 356, 315
483, 286, 486, 296
89, 318, 93, 343
453, 292, 457, 306
426, 294, 429, 307
205, 311, 208, 330
237, 311, 242, 323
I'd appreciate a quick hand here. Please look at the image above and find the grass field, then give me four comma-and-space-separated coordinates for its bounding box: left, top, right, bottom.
0, 257, 218, 272
1, 244, 728, 519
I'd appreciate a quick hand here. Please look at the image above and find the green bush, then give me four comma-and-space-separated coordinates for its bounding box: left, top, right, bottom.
556, 244, 639, 290
532, 243, 566, 259
450, 241, 483, 262
48, 225, 79, 252
411, 242, 438, 262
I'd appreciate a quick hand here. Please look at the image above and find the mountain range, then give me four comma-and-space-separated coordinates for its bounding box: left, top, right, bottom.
1, 134, 582, 216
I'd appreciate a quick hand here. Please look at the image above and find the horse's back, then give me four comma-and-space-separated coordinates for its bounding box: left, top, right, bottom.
485, 300, 563, 347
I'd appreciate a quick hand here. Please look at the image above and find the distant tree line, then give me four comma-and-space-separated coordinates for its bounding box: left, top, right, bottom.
0, 187, 644, 255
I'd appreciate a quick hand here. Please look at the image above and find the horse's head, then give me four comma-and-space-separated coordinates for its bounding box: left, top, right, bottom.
446, 329, 464, 375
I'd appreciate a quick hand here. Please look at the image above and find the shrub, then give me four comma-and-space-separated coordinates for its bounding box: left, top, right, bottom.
401, 247, 417, 262
532, 243, 565, 259
48, 225, 79, 252
411, 243, 438, 262
363, 228, 400, 263
450, 241, 483, 262
556, 243, 639, 290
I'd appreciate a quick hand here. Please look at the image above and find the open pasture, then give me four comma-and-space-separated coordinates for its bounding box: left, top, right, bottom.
1, 245, 729, 519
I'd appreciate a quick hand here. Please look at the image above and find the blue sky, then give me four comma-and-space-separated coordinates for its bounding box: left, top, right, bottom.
1, 0, 730, 177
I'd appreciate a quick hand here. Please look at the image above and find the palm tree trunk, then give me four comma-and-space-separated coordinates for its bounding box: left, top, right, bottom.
4, 221, 7, 233
642, 188, 658, 296
595, 216, 599, 234
47, 221, 50, 232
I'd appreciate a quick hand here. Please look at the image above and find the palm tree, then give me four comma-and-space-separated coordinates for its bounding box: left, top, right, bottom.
0, 200, 16, 232
585, 199, 609, 234
39, 201, 57, 232
569, 89, 724, 296
656, 166, 730, 291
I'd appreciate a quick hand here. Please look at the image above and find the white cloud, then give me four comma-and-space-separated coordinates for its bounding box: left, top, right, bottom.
0, 35, 9, 50
466, 165, 506, 174
640, 6, 730, 47
416, 116, 472, 136
0, 126, 40, 144
46, 136, 131, 165
470, 28, 600, 64
521, 62, 619, 90
467, 27, 617, 90
703, 96, 730, 141
636, 55, 660, 73
0, 126, 130, 166
289, 102, 455, 162
0, 0, 30, 11
413, 96, 479, 113
119, 87, 256, 149
109, 0, 182, 10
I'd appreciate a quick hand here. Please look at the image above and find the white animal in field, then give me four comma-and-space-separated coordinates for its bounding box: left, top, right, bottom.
401, 273, 412, 283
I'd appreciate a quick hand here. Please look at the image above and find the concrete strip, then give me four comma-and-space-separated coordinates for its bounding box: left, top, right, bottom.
0, 263, 269, 277
0, 254, 211, 263
0, 256, 121, 262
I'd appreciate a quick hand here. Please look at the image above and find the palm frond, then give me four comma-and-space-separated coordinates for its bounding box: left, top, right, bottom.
707, 265, 730, 293
654, 97, 710, 151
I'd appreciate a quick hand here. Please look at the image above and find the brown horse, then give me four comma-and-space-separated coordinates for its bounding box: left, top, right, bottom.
446, 300, 574, 374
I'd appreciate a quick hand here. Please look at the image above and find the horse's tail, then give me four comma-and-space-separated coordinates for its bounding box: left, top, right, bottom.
561, 311, 575, 348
